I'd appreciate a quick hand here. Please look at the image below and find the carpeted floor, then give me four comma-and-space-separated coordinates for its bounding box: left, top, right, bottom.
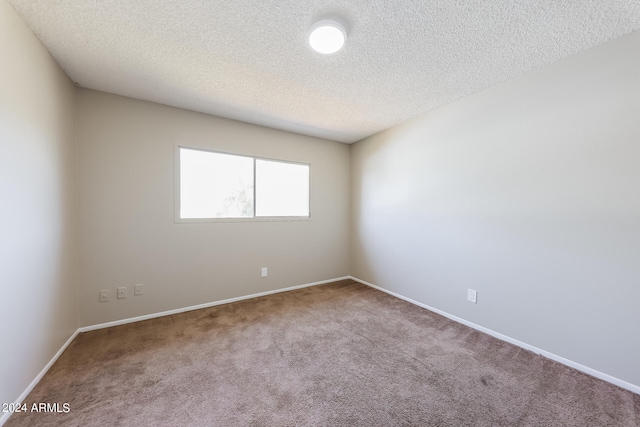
6, 279, 639, 426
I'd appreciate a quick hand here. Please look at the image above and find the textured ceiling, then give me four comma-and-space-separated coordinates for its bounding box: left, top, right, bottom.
7, 1, 640, 143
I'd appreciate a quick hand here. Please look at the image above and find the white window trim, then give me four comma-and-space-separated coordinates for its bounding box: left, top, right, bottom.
174, 143, 312, 223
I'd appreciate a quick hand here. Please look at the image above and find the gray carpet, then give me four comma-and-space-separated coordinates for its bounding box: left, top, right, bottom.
6, 280, 639, 426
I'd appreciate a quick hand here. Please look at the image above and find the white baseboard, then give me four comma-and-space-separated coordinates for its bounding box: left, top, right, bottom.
0, 329, 79, 427
79, 276, 350, 332
1, 276, 348, 427
349, 276, 640, 396
6, 273, 633, 427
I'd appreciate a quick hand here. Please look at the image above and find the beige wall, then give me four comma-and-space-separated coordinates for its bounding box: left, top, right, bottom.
0, 0, 78, 410
351, 30, 640, 387
3, 0, 639, 404
76, 90, 350, 326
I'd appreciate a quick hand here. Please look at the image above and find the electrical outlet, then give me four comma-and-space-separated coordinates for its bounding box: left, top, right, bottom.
117, 287, 127, 299
134, 284, 143, 296
99, 290, 109, 303
467, 289, 477, 304
261, 267, 268, 278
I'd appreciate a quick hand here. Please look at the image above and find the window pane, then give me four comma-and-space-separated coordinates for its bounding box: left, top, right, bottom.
256, 159, 309, 217
180, 148, 254, 218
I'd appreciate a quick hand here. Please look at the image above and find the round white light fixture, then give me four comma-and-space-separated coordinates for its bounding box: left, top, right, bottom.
308, 20, 346, 54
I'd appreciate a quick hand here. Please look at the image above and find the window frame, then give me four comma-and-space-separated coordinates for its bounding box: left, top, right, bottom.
174, 144, 311, 223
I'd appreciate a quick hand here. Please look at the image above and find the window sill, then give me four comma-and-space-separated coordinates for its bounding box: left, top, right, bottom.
175, 216, 312, 224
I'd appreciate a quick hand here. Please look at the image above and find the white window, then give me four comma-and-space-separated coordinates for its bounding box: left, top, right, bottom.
178, 147, 310, 220
255, 159, 309, 217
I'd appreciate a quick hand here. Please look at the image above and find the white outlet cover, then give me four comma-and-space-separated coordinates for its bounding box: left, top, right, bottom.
134, 284, 143, 296
261, 267, 268, 277
117, 286, 127, 299
99, 290, 109, 303
467, 289, 478, 304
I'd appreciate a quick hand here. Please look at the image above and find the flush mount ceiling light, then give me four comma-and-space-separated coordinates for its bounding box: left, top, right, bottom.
308, 20, 347, 54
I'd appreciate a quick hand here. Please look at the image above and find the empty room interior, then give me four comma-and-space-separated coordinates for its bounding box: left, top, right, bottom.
1, 0, 639, 426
